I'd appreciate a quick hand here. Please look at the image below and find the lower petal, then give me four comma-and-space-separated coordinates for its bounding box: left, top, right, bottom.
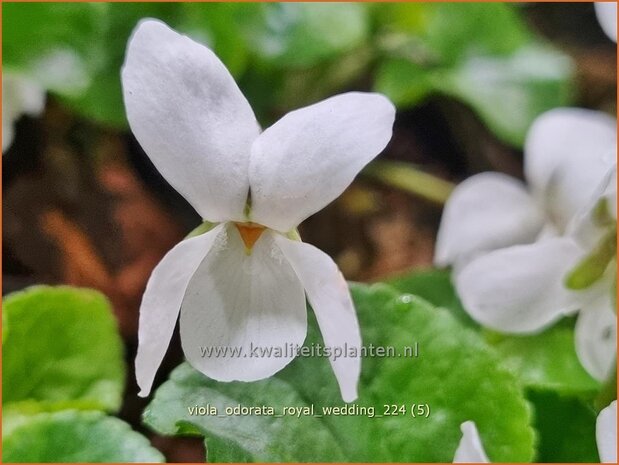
455, 238, 582, 333
275, 235, 361, 403
575, 295, 616, 381
135, 224, 225, 397
180, 227, 307, 382
453, 421, 490, 463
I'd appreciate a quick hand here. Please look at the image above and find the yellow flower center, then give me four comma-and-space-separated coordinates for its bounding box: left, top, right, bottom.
234, 222, 266, 252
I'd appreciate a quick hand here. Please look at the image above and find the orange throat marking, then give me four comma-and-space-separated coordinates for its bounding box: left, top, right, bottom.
234, 222, 266, 251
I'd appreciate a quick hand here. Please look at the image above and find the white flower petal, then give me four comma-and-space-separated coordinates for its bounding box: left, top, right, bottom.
455, 238, 582, 333
121, 19, 260, 222
275, 235, 362, 402
135, 224, 225, 397
568, 164, 617, 251
597, 401, 617, 463
524, 108, 616, 231
575, 293, 616, 381
596, 2, 618, 42
180, 226, 307, 382
453, 421, 490, 463
435, 172, 544, 268
249, 92, 395, 232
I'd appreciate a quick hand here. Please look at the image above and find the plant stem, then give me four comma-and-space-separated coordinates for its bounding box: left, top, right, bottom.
363, 160, 455, 205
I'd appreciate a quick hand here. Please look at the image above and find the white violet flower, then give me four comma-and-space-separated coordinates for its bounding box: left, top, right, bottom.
121, 19, 395, 402
2, 72, 45, 153
454, 403, 617, 463
435, 108, 617, 381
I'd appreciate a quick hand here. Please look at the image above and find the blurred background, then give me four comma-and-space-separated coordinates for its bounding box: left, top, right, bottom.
2, 2, 616, 461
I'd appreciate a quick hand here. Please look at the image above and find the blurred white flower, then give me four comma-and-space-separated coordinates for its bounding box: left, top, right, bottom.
453, 421, 489, 463
597, 400, 617, 463
595, 2, 617, 42
2, 73, 45, 152
436, 108, 617, 380
454, 405, 617, 463
121, 19, 395, 401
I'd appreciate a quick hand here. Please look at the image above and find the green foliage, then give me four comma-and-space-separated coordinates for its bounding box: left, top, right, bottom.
3, 410, 165, 463
3, 286, 125, 412
387, 268, 477, 327
3, 3, 575, 146
374, 3, 574, 146
144, 364, 347, 461
490, 324, 600, 396
238, 3, 368, 68
528, 391, 600, 462
145, 282, 535, 462
3, 2, 105, 96
2, 286, 161, 463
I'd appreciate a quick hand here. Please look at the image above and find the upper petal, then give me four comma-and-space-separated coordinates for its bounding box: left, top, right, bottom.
275, 235, 362, 402
595, 2, 618, 42
575, 292, 617, 381
524, 108, 616, 231
121, 19, 260, 222
455, 238, 582, 333
434, 172, 545, 268
597, 400, 617, 463
453, 421, 490, 463
135, 224, 225, 397
248, 92, 395, 232
180, 226, 307, 381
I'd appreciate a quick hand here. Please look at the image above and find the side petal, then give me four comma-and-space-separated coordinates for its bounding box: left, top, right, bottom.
121, 19, 260, 222
435, 172, 544, 268
575, 294, 616, 381
249, 92, 395, 232
595, 2, 618, 42
274, 235, 361, 402
455, 238, 582, 333
597, 400, 617, 463
453, 421, 490, 463
180, 227, 307, 382
524, 108, 616, 231
135, 224, 225, 397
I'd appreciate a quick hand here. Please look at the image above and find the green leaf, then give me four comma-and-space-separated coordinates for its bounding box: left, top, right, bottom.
3, 2, 106, 96
373, 58, 433, 107
2, 286, 125, 412
61, 3, 180, 128
439, 44, 574, 146
387, 268, 478, 328
528, 391, 600, 462
360, 286, 534, 462
239, 3, 369, 68
143, 364, 347, 461
145, 283, 534, 461
374, 3, 574, 146
490, 324, 600, 396
2, 410, 164, 463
